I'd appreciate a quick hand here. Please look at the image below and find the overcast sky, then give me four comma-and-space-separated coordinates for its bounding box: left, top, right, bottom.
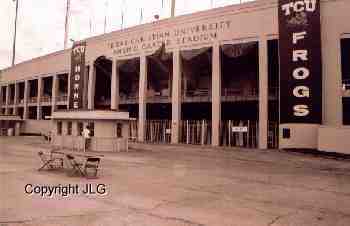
0, 0, 254, 70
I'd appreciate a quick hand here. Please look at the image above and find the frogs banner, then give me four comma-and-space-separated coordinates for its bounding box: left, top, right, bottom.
278, 0, 322, 124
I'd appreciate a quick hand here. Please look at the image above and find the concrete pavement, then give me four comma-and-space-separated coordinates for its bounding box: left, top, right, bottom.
1, 137, 350, 225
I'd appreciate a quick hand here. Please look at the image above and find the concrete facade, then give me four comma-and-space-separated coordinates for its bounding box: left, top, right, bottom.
0, 0, 349, 153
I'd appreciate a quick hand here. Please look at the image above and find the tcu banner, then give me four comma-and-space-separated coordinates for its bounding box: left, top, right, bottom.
278, 0, 322, 124
69, 41, 86, 110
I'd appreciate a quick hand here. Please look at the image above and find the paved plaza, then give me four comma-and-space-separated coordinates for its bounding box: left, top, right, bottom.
1, 137, 350, 226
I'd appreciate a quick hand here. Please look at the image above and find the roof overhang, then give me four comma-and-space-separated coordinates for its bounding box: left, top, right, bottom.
0, 115, 23, 121
51, 110, 130, 121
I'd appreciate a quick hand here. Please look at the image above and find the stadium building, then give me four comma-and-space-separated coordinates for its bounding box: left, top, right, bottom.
0, 0, 350, 153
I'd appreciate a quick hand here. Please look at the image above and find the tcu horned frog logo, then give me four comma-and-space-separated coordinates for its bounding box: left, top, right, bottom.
282, 0, 316, 27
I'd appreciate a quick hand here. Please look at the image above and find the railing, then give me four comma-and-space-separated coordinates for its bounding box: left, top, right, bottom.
220, 120, 258, 148
180, 120, 212, 145
146, 95, 171, 103
145, 120, 171, 144
40, 96, 52, 103
7, 99, 14, 105
182, 89, 211, 103
120, 94, 139, 104
56, 95, 68, 102
28, 96, 37, 103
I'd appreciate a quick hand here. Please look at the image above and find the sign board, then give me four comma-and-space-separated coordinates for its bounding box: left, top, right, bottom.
69, 41, 86, 110
231, 127, 248, 133
278, 0, 322, 124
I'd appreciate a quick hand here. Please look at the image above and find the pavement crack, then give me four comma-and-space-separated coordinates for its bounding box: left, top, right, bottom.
268, 215, 282, 226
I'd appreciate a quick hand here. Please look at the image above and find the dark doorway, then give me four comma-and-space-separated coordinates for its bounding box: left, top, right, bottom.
94, 56, 112, 110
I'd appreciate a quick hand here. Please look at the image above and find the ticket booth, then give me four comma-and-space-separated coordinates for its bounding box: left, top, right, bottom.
0, 115, 22, 136
51, 110, 130, 152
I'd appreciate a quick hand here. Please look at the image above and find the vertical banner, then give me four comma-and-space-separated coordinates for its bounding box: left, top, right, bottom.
69, 41, 86, 110
278, 0, 322, 124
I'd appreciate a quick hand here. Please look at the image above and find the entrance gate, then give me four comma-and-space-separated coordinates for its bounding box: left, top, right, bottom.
220, 120, 258, 148
180, 120, 212, 145
145, 120, 171, 144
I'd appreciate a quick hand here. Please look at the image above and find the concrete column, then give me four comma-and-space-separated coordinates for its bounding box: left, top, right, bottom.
5, 85, 10, 115
13, 83, 19, 115
52, 74, 58, 114
138, 55, 147, 142
37, 78, 43, 120
67, 73, 71, 110
62, 121, 68, 136
111, 58, 120, 110
171, 50, 182, 144
15, 122, 21, 136
72, 121, 79, 136
259, 37, 268, 149
23, 80, 30, 120
88, 63, 96, 110
212, 44, 221, 146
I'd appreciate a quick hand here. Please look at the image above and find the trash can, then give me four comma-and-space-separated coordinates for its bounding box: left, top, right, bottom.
7, 128, 14, 136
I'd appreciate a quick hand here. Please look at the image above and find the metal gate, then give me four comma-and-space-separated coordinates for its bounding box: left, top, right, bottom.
268, 121, 279, 149
220, 120, 258, 148
145, 120, 171, 144
129, 120, 138, 142
180, 120, 212, 145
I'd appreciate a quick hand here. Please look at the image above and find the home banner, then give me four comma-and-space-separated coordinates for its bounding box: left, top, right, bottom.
278, 0, 322, 124
69, 41, 86, 110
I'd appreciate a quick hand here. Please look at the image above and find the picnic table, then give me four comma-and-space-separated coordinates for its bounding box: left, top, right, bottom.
38, 149, 103, 178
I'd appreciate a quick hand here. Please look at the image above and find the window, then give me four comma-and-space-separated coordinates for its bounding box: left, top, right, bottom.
282, 128, 290, 139
341, 38, 350, 91
57, 121, 62, 135
341, 38, 350, 124
343, 98, 350, 125
87, 122, 94, 137
67, 121, 72, 135
116, 123, 122, 138
78, 122, 84, 136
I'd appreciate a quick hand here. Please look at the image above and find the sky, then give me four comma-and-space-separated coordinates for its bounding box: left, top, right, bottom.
0, 0, 255, 70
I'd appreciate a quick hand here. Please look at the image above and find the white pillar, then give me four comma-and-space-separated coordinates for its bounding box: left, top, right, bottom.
0, 86, 3, 109
212, 44, 221, 146
111, 58, 120, 110
52, 74, 58, 114
259, 37, 268, 149
23, 80, 30, 120
138, 55, 147, 142
14, 83, 19, 115
37, 78, 43, 120
171, 50, 182, 144
88, 63, 96, 110
5, 85, 10, 115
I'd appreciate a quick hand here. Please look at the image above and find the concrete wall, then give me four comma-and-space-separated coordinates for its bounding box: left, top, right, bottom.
279, 124, 320, 149
1, 50, 70, 83
318, 126, 350, 154
22, 120, 51, 135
